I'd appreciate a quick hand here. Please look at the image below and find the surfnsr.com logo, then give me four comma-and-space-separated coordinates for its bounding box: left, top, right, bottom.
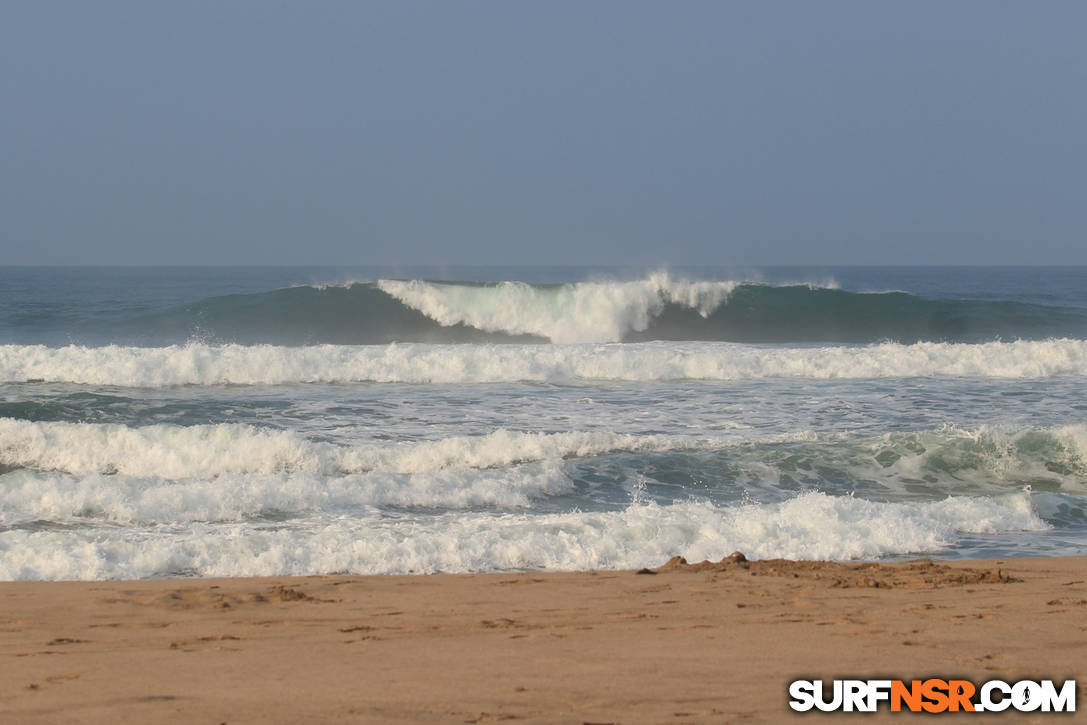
789, 679, 1076, 713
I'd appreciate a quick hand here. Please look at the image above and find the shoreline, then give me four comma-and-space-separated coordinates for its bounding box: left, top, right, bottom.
2, 555, 1085, 723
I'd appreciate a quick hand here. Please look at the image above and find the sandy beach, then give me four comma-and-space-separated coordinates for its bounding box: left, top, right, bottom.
1, 555, 1083, 724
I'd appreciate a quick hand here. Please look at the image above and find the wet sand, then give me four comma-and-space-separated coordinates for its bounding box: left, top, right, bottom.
2, 555, 1085, 724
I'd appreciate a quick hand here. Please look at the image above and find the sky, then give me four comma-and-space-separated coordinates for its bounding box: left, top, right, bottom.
2, 1, 1085, 266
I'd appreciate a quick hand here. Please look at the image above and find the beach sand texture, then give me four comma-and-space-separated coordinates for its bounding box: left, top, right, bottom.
2, 555, 1085, 724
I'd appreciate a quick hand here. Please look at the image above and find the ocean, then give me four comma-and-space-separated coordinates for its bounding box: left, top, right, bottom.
1, 265, 1085, 580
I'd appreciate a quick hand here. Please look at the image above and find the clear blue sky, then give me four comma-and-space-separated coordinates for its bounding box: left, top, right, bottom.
2, 1, 1085, 266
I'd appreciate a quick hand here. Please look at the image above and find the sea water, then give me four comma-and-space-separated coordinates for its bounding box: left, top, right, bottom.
1, 265, 1085, 580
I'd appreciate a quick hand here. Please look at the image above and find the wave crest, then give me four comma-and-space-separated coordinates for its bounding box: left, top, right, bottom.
377, 273, 742, 343
16, 274, 1084, 346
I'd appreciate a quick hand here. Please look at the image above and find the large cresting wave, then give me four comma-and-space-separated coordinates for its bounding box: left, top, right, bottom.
35, 274, 1087, 345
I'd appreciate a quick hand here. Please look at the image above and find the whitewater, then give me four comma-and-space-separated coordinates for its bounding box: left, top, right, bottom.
375, 273, 744, 342
3, 338, 1086, 386
1, 265, 1085, 580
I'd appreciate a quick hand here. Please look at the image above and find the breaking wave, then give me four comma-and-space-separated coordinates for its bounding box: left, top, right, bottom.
2, 419, 1076, 578
0, 420, 716, 478
375, 274, 742, 343
16, 274, 1085, 345
0, 492, 1049, 579
2, 420, 1083, 520
2, 338, 1085, 386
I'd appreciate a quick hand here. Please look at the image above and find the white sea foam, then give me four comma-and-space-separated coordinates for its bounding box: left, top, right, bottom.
0, 419, 718, 478
10, 417, 1083, 486
2, 338, 1085, 386
376, 273, 742, 343
736, 423, 1087, 496
0, 491, 1047, 580
0, 462, 576, 525
863, 423, 1087, 492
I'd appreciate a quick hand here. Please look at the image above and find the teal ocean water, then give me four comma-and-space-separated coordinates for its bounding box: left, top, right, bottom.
1, 266, 1086, 579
